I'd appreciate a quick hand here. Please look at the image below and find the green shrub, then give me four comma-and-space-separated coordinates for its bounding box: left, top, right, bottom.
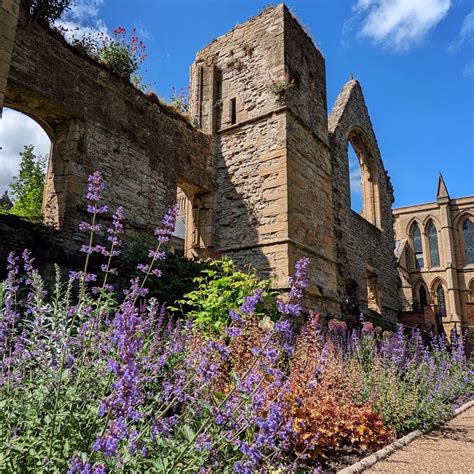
172, 257, 275, 334
8, 145, 46, 219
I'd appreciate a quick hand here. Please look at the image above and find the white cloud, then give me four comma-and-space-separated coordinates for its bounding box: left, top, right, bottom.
459, 10, 474, 42
68, 0, 104, 21
55, 0, 107, 43
464, 59, 474, 77
0, 109, 51, 194
348, 144, 363, 211
349, 158, 362, 196
446, 10, 474, 76
447, 9, 474, 52
350, 0, 452, 51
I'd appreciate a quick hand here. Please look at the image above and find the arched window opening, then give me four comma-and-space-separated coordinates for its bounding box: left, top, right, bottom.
175, 183, 213, 259
346, 131, 381, 228
412, 223, 424, 269
419, 285, 428, 307
469, 281, 474, 303
0, 108, 51, 219
348, 142, 362, 213
462, 218, 474, 264
174, 186, 188, 254
366, 270, 381, 313
427, 221, 440, 267
436, 285, 446, 317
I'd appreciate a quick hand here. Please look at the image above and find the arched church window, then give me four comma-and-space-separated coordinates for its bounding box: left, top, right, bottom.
462, 218, 474, 264
419, 285, 428, 307
436, 285, 446, 317
427, 221, 440, 267
412, 223, 424, 269
469, 280, 474, 303
347, 131, 382, 228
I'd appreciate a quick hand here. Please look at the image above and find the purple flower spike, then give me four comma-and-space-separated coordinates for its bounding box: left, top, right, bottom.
86, 171, 107, 203
154, 205, 179, 244
277, 257, 310, 317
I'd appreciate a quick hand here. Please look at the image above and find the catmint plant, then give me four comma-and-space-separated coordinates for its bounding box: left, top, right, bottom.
0, 171, 471, 473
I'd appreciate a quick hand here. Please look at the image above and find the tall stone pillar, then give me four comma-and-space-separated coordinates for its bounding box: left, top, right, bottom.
190, 5, 339, 313
0, 0, 20, 115
437, 175, 462, 325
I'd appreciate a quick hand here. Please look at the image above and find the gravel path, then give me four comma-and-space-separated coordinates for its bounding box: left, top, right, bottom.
366, 406, 474, 473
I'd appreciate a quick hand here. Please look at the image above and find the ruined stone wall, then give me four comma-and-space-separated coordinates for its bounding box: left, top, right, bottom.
283, 9, 338, 312
329, 80, 400, 319
0, 0, 20, 113
190, 6, 291, 288
5, 9, 213, 250
190, 5, 339, 310
2, 3, 405, 321
0, 214, 74, 278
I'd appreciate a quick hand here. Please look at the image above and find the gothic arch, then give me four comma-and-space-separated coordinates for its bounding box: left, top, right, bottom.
5, 104, 55, 142
421, 213, 442, 230
468, 279, 474, 303
409, 220, 424, 270
346, 126, 382, 227
452, 211, 474, 230
430, 276, 447, 293
425, 218, 441, 268
4, 81, 78, 229
405, 216, 424, 236
430, 277, 448, 317
454, 212, 474, 266
413, 278, 430, 307
328, 79, 394, 232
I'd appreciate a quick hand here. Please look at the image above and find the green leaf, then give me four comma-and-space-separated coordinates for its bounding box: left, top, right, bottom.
182, 424, 195, 442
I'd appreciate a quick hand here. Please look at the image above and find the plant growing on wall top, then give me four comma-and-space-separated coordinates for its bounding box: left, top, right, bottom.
98, 27, 147, 80
170, 86, 190, 114
65, 26, 149, 89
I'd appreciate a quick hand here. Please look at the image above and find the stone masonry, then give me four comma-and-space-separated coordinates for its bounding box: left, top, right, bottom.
0, 0, 20, 114
4, 6, 213, 245
0, 3, 402, 319
394, 175, 474, 350
189, 5, 399, 318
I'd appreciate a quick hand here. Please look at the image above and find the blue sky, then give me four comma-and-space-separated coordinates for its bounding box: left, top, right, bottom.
1, 0, 472, 208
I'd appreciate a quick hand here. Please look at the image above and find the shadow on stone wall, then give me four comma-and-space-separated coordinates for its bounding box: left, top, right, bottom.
0, 213, 76, 279
212, 132, 272, 283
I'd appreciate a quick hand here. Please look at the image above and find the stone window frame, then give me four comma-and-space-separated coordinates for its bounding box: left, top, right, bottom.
413, 279, 430, 310
459, 215, 474, 266
468, 279, 474, 303
229, 97, 237, 125
436, 285, 447, 317
346, 128, 382, 229
366, 267, 381, 314
425, 218, 441, 269
430, 277, 449, 318
410, 221, 424, 270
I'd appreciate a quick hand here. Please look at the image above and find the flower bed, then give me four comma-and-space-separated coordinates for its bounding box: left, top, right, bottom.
1, 172, 472, 473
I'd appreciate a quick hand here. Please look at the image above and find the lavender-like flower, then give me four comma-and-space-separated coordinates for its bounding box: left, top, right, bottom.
277, 256, 309, 317
154, 204, 179, 244
95, 301, 146, 457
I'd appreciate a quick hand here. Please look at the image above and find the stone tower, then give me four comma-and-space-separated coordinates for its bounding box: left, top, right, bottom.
190, 4, 339, 313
